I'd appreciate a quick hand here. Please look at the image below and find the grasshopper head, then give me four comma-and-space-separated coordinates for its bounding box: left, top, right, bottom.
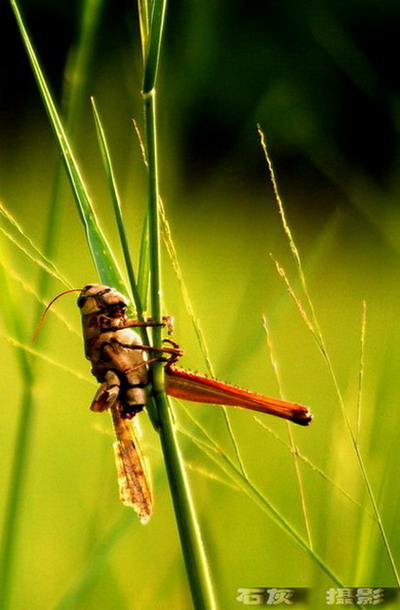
33, 284, 131, 343
77, 284, 129, 318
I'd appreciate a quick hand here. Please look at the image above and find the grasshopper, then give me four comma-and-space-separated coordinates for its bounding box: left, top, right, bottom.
37, 283, 312, 522
76, 284, 181, 523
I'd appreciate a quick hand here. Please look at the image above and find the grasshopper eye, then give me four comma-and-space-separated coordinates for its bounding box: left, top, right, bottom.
77, 295, 88, 309
104, 301, 126, 318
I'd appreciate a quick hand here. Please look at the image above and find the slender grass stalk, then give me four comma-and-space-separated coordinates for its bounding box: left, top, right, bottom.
142, 87, 163, 367
159, 201, 247, 478
254, 416, 374, 517
130, 120, 151, 309
0, 203, 71, 287
139, 2, 216, 606
262, 315, 313, 549
356, 301, 367, 442
142, 67, 217, 610
156, 394, 217, 608
176, 401, 344, 587
273, 218, 400, 587
259, 127, 400, 586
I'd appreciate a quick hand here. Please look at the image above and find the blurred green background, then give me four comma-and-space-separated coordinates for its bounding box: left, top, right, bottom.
1, 1, 400, 608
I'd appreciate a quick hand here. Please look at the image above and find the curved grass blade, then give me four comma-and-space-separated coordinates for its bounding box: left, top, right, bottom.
137, 0, 151, 62
9, 0, 125, 293
37, 0, 105, 301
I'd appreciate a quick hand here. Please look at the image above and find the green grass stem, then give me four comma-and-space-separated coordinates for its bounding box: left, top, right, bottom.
142, 66, 217, 610
137, 213, 150, 309
139, 2, 217, 605
156, 393, 217, 609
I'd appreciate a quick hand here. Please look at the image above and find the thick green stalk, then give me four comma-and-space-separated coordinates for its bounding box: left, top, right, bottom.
143, 87, 216, 608
157, 393, 216, 609
143, 90, 162, 352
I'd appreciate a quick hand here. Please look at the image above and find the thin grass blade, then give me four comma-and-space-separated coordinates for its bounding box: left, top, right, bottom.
9, 0, 125, 292
142, 0, 167, 94
137, 0, 151, 61
90, 98, 144, 315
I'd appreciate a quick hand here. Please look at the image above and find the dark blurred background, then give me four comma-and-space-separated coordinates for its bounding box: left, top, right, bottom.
2, 0, 400, 218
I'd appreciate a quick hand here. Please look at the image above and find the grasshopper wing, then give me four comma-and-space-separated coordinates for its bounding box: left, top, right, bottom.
110, 403, 152, 523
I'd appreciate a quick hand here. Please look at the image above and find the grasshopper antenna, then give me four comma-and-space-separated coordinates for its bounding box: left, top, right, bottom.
32, 288, 83, 342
